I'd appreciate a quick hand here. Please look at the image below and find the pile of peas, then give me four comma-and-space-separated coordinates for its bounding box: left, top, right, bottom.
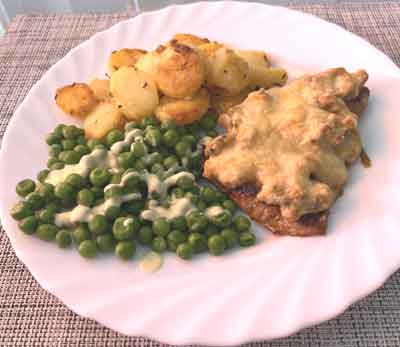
10, 113, 256, 261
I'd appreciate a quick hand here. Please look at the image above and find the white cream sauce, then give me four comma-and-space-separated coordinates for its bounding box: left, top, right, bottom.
141, 197, 194, 221
139, 251, 163, 273
205, 206, 225, 218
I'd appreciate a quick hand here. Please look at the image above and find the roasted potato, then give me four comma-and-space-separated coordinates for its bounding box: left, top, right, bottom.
209, 87, 250, 114
235, 50, 270, 67
170, 33, 209, 48
55, 83, 97, 117
107, 48, 147, 75
155, 87, 210, 125
84, 101, 125, 139
154, 42, 205, 98
110, 66, 159, 121
135, 51, 160, 77
247, 66, 288, 89
204, 47, 250, 95
89, 79, 110, 101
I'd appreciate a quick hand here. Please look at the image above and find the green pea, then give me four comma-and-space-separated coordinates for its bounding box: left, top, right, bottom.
76, 189, 94, 207
19, 216, 38, 234
171, 216, 187, 232
161, 120, 177, 131
36, 183, 55, 202
37, 169, 50, 183
109, 173, 122, 185
47, 157, 60, 169
113, 217, 138, 240
56, 230, 72, 248
89, 215, 109, 235
163, 129, 179, 147
36, 224, 58, 241
201, 186, 219, 204
207, 129, 218, 138
91, 186, 104, 199
168, 239, 178, 252
186, 211, 208, 232
117, 152, 135, 170
197, 199, 207, 211
25, 192, 45, 211
188, 232, 207, 253
73, 224, 91, 244
141, 115, 159, 128
152, 218, 170, 237
134, 158, 146, 171
123, 173, 140, 189
76, 135, 87, 146
59, 150, 78, 164
152, 236, 167, 252
233, 215, 251, 232
50, 162, 65, 170
49, 144, 63, 158
11, 202, 33, 220
188, 151, 202, 171
131, 142, 147, 157
16, 179, 36, 197
176, 243, 194, 260
125, 121, 138, 132
53, 124, 66, 137
239, 231, 256, 247
61, 139, 76, 151
163, 155, 178, 169
168, 229, 187, 245
159, 147, 170, 158
87, 139, 103, 151
185, 192, 199, 205
171, 187, 185, 198
205, 224, 219, 238
46, 132, 62, 145
211, 210, 232, 228
200, 113, 218, 130
145, 128, 162, 147
122, 200, 145, 215
151, 163, 164, 176
221, 228, 238, 249
89, 168, 111, 187
55, 182, 75, 201
115, 240, 136, 260
175, 141, 190, 157
45, 202, 59, 214
63, 125, 81, 139
37, 208, 55, 224
147, 152, 163, 166
105, 206, 121, 221
208, 234, 226, 255
177, 175, 195, 191
79, 240, 98, 258
138, 226, 153, 245
181, 135, 196, 146
186, 122, 201, 135
105, 129, 123, 147
104, 186, 123, 200
96, 233, 116, 252
65, 173, 84, 189
222, 199, 236, 213
74, 144, 89, 157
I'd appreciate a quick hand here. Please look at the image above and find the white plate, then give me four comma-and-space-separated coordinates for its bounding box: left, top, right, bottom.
1, 1, 400, 345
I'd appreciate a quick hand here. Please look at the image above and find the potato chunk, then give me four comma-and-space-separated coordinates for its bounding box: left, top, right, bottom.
235, 50, 270, 68
170, 33, 209, 48
154, 42, 205, 98
89, 79, 110, 101
107, 48, 147, 75
155, 88, 210, 125
209, 87, 250, 114
110, 66, 159, 121
55, 83, 97, 117
84, 102, 125, 139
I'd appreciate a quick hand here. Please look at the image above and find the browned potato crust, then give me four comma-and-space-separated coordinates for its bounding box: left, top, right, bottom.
155, 87, 210, 125
171, 33, 210, 48
155, 42, 205, 98
55, 83, 97, 117
209, 87, 250, 114
89, 79, 110, 101
107, 48, 147, 75
84, 101, 125, 139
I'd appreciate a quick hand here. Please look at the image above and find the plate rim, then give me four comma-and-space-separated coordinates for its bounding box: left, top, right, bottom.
1, 1, 400, 344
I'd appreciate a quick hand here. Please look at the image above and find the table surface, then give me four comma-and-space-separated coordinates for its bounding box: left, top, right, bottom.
1, 2, 400, 346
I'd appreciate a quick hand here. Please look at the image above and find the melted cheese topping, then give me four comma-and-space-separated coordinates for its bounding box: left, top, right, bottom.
204, 68, 368, 220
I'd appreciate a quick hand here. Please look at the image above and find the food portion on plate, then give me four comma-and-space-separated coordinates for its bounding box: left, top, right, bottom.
204, 68, 369, 236
9, 32, 371, 269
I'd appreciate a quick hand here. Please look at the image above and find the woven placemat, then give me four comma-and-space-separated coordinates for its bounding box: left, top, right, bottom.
1, 3, 400, 346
